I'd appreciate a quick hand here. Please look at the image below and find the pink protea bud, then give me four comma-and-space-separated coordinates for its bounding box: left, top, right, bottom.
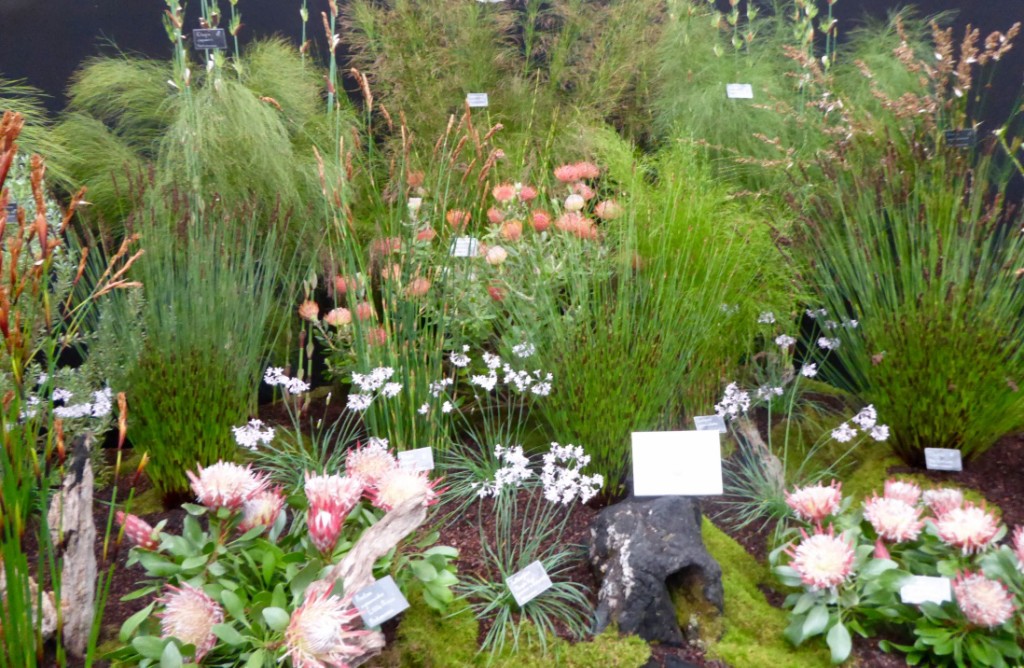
1013, 526, 1024, 568
446, 209, 471, 231
370, 468, 441, 512
531, 210, 551, 232
333, 275, 358, 296
239, 488, 286, 533
953, 571, 1017, 628
500, 220, 523, 242
935, 502, 1002, 555
354, 302, 375, 321
553, 163, 580, 183
492, 183, 516, 203
863, 495, 924, 543
283, 582, 373, 667
487, 284, 506, 302
158, 584, 223, 661
486, 207, 505, 225
307, 502, 346, 554
186, 461, 268, 511
785, 527, 854, 591
298, 300, 320, 322
922, 487, 964, 517
883, 479, 921, 506
785, 480, 842, 523
324, 307, 352, 327
116, 511, 160, 550
572, 182, 595, 201
345, 441, 397, 489
873, 537, 890, 560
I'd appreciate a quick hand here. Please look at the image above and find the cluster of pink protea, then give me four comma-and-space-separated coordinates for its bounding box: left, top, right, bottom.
551, 161, 622, 241
862, 480, 925, 549
785, 526, 856, 591
158, 584, 224, 661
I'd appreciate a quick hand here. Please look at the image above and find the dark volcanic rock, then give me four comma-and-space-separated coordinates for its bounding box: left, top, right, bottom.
589, 496, 724, 644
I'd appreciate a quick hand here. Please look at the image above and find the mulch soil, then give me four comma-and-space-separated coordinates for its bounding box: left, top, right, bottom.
69, 429, 1024, 667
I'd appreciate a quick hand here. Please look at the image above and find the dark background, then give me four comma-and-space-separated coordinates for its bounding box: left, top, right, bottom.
1, 1, 1022, 115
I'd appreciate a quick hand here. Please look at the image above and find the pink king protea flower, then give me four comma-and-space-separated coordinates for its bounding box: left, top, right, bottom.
935, 502, 1002, 555
158, 584, 224, 661
187, 461, 267, 511
240, 488, 286, 533
370, 468, 441, 512
304, 473, 362, 554
786, 527, 855, 590
922, 487, 964, 517
1012, 525, 1024, 568
345, 441, 398, 489
785, 480, 842, 524
283, 582, 371, 668
116, 511, 160, 550
863, 495, 924, 543
883, 479, 922, 506
953, 571, 1017, 628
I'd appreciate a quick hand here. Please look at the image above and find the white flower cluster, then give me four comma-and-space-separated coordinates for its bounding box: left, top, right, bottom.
756, 385, 784, 400
806, 308, 828, 319
831, 405, 889, 443
800, 363, 818, 378
475, 444, 533, 498
232, 419, 276, 450
347, 367, 402, 412
264, 367, 310, 395
541, 443, 603, 505
817, 337, 841, 350
52, 388, 114, 419
775, 334, 797, 349
511, 342, 536, 358
714, 382, 750, 420
757, 311, 776, 324
450, 345, 471, 368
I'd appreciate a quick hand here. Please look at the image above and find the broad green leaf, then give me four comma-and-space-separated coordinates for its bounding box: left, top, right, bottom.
244, 650, 268, 668
120, 602, 156, 642
160, 641, 183, 668
410, 560, 438, 582
802, 605, 829, 638
212, 623, 245, 645
262, 607, 290, 632
132, 636, 167, 660
826, 622, 852, 664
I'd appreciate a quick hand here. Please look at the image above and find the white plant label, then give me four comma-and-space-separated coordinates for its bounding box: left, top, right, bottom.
466, 93, 490, 108
924, 448, 963, 472
506, 560, 553, 607
726, 83, 754, 99
693, 414, 727, 433
900, 576, 952, 605
397, 447, 434, 472
352, 575, 409, 627
450, 236, 480, 257
631, 430, 724, 496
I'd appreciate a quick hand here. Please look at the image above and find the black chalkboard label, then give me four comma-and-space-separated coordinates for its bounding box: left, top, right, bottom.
352, 576, 410, 627
4, 202, 17, 219
193, 28, 228, 50
944, 129, 976, 148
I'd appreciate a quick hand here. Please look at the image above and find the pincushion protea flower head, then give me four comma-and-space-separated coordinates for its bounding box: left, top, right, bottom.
883, 479, 921, 506
786, 527, 855, 590
953, 571, 1017, 628
345, 441, 397, 489
486, 207, 505, 225
785, 480, 842, 524
298, 300, 320, 322
305, 473, 363, 512
863, 495, 924, 543
445, 209, 471, 231
518, 185, 538, 202
594, 199, 622, 220
324, 307, 352, 327
935, 502, 1002, 555
492, 183, 516, 203
370, 468, 441, 512
553, 163, 580, 183
116, 511, 159, 550
240, 488, 286, 533
573, 161, 600, 180
531, 210, 551, 232
284, 582, 371, 668
923, 487, 964, 517
187, 461, 267, 511
158, 584, 223, 661
500, 220, 523, 242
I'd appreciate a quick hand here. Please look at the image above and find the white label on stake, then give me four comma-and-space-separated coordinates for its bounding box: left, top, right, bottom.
506, 560, 553, 607
693, 414, 727, 433
631, 431, 724, 496
398, 447, 434, 472
726, 83, 754, 99
352, 575, 410, 627
466, 93, 490, 108
900, 576, 952, 605
450, 236, 480, 257
924, 448, 963, 472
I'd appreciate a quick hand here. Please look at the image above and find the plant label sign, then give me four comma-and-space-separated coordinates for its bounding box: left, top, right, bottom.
192, 28, 228, 51
4, 202, 17, 219
726, 83, 754, 99
693, 414, 727, 433
506, 560, 553, 607
924, 448, 963, 472
944, 129, 976, 148
352, 575, 410, 628
900, 576, 952, 605
466, 93, 490, 108
631, 430, 723, 496
450, 236, 480, 257
398, 447, 434, 472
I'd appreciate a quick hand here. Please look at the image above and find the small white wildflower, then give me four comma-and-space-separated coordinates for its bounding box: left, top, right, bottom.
450, 352, 471, 368
441, 401, 454, 414
367, 437, 389, 449
842, 319, 859, 329
471, 372, 499, 392
418, 403, 430, 415
870, 424, 890, 441
852, 405, 877, 430
817, 337, 841, 351
775, 334, 797, 349
232, 419, 276, 450
800, 363, 818, 378
831, 422, 857, 443
806, 308, 828, 319
381, 382, 403, 398
512, 343, 536, 358
757, 311, 776, 324
429, 377, 454, 397
531, 381, 552, 397
823, 320, 839, 330
714, 382, 750, 419
482, 352, 502, 370
52, 388, 73, 403
756, 385, 784, 399
346, 393, 373, 411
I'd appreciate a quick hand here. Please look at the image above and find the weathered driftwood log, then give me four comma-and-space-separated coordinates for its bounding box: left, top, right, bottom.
46, 434, 97, 659
317, 492, 429, 667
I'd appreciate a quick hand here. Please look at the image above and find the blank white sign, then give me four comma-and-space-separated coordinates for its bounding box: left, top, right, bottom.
631, 431, 723, 496
900, 576, 952, 605
726, 83, 754, 99
466, 93, 490, 108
